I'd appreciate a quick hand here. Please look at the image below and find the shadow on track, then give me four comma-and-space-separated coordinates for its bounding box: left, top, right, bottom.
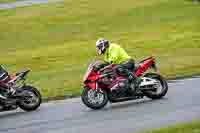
110, 98, 168, 110
0, 111, 25, 119
85, 97, 169, 112
0, 108, 41, 119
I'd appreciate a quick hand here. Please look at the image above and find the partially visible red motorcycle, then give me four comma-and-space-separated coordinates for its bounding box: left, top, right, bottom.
81, 57, 168, 110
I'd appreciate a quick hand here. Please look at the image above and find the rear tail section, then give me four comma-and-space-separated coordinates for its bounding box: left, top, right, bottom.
135, 57, 156, 77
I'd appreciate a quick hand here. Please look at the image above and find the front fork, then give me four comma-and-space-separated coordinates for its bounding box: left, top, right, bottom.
84, 82, 104, 95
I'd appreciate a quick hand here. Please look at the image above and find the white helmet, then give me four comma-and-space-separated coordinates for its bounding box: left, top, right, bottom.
96, 38, 109, 55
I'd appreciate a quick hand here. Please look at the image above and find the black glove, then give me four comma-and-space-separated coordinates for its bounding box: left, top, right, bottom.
93, 62, 110, 72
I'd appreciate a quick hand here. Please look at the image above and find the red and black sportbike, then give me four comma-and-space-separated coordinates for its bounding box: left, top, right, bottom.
81, 57, 168, 110
0, 66, 41, 112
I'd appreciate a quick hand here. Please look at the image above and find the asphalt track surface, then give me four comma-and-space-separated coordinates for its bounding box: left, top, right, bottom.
0, 77, 200, 133
1, 1, 200, 133
0, 0, 63, 10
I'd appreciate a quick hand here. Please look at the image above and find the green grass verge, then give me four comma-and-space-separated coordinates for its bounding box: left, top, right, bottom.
141, 120, 200, 133
0, 0, 20, 4
0, 0, 200, 98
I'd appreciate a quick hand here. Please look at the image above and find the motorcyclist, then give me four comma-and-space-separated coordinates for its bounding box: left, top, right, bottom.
95, 38, 141, 88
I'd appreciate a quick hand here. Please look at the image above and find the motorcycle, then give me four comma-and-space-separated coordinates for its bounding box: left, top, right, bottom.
0, 67, 41, 112
81, 56, 168, 110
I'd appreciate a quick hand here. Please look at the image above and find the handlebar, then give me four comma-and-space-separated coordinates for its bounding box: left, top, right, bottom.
9, 69, 30, 83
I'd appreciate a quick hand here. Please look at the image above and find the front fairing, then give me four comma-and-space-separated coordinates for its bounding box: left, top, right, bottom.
83, 63, 99, 90
83, 64, 93, 82
83, 62, 99, 82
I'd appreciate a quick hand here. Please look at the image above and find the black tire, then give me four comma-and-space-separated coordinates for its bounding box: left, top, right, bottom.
81, 87, 108, 110
142, 73, 168, 99
18, 85, 42, 111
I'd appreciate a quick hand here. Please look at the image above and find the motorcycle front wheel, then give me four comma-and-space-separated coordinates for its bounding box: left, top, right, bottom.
81, 87, 108, 110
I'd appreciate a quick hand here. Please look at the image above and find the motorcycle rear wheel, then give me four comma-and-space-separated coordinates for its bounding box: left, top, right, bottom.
18, 85, 41, 111
81, 87, 108, 110
142, 73, 168, 99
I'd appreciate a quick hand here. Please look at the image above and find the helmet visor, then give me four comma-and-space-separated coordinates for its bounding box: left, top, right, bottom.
96, 44, 103, 55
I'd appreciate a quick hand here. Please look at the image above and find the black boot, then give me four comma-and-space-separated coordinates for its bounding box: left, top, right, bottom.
128, 72, 141, 88
0, 89, 9, 100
